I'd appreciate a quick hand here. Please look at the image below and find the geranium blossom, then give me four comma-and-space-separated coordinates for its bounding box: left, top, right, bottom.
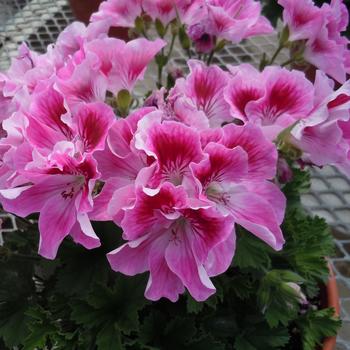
102, 98, 286, 300
225, 64, 314, 140
91, 0, 142, 28
291, 71, 350, 175
205, 0, 274, 43
108, 182, 235, 301
0, 143, 101, 259
84, 37, 166, 93
0, 85, 115, 258
2, 0, 350, 306
279, 0, 350, 83
170, 60, 232, 127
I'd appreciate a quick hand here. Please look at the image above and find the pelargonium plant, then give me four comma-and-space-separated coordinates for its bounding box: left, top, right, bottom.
0, 0, 348, 349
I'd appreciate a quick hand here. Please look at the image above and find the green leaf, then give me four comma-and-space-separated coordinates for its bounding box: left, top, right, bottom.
186, 295, 204, 314
234, 324, 289, 350
23, 306, 58, 350
282, 167, 311, 207
228, 275, 255, 300
140, 313, 196, 350
70, 300, 105, 329
0, 301, 31, 348
0, 252, 37, 348
139, 310, 166, 346
55, 242, 108, 297
96, 323, 123, 350
296, 307, 341, 350
155, 18, 165, 37
233, 229, 272, 270
282, 210, 334, 297
179, 26, 190, 50
257, 270, 303, 328
71, 275, 148, 335
164, 316, 196, 345
234, 336, 257, 350
204, 314, 238, 339
185, 335, 225, 350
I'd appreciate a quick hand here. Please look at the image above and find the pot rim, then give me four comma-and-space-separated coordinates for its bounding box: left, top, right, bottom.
322, 261, 340, 350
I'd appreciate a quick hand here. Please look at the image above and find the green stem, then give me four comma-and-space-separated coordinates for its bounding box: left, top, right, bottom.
206, 49, 215, 65
167, 33, 177, 60
280, 57, 297, 67
141, 28, 149, 39
187, 48, 192, 59
157, 62, 163, 88
269, 43, 284, 65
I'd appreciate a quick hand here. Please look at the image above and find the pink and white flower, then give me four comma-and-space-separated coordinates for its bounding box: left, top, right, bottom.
85, 37, 166, 93
225, 65, 314, 140
0, 143, 101, 259
170, 60, 231, 127
192, 124, 285, 251
107, 182, 235, 302
205, 0, 273, 43
142, 0, 177, 25
134, 116, 205, 189
279, 0, 350, 83
291, 71, 350, 174
278, 0, 324, 41
91, 0, 142, 28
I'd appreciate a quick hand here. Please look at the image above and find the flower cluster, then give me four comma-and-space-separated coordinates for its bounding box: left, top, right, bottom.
91, 0, 273, 53
0, 22, 165, 259
0, 0, 349, 302
279, 0, 350, 83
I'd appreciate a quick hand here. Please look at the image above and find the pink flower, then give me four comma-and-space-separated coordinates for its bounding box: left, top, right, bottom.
278, 0, 324, 41
52, 21, 108, 63
0, 80, 15, 123
277, 158, 293, 184
142, 0, 177, 25
170, 60, 231, 127
102, 104, 285, 302
279, 0, 350, 83
0, 81, 115, 258
91, 0, 142, 28
192, 124, 285, 250
56, 55, 108, 112
225, 65, 314, 140
175, 0, 207, 27
224, 64, 265, 121
25, 84, 115, 154
291, 71, 350, 174
91, 107, 156, 221
85, 37, 166, 93
219, 123, 278, 180
134, 116, 205, 189
0, 143, 101, 259
144, 88, 210, 130
0, 111, 30, 189
107, 182, 235, 301
0, 43, 53, 96
188, 23, 215, 53
205, 0, 273, 43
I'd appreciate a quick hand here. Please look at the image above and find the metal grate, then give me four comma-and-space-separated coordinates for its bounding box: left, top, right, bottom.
0, 1, 350, 347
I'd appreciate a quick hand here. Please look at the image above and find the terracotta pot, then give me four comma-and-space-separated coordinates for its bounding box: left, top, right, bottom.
68, 0, 129, 40
322, 262, 340, 350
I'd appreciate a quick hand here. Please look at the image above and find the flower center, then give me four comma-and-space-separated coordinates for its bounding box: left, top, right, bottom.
206, 183, 231, 205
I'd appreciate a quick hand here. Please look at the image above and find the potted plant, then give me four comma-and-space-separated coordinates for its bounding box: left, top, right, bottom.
0, 0, 348, 349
